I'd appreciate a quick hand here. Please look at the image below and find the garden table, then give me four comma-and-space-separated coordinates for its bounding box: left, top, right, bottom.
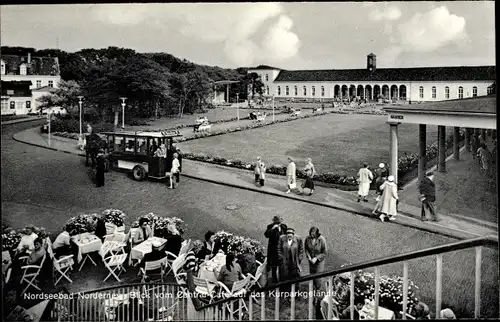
198, 253, 226, 283
71, 233, 103, 270
130, 237, 168, 265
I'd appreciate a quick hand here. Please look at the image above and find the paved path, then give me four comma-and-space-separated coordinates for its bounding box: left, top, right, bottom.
12, 126, 497, 240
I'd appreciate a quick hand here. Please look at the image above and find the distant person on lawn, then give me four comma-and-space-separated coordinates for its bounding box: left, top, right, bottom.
286, 157, 297, 194
302, 158, 317, 196
168, 153, 181, 189
357, 163, 373, 202
264, 216, 288, 284
254, 157, 262, 183
259, 162, 266, 186
419, 172, 438, 222
477, 143, 492, 173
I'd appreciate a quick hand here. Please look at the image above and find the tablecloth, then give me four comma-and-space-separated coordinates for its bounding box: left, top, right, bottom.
198, 253, 226, 283
71, 234, 103, 263
359, 304, 395, 320
130, 237, 167, 262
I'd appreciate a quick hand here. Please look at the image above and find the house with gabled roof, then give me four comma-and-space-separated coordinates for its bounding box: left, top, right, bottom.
1, 53, 61, 115
247, 54, 495, 103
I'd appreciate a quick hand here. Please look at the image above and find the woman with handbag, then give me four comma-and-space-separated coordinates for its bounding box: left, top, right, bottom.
286, 157, 297, 194
302, 158, 316, 196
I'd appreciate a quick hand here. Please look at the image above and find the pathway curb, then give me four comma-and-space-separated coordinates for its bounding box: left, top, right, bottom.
12, 128, 491, 241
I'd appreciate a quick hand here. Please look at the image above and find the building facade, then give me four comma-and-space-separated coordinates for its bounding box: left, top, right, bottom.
247, 54, 495, 103
1, 53, 61, 115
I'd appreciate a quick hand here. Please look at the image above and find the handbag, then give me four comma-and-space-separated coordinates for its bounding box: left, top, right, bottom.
289, 182, 296, 189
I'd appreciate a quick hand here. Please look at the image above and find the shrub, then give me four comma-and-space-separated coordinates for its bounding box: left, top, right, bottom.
212, 230, 266, 262
64, 213, 98, 236
131, 213, 186, 238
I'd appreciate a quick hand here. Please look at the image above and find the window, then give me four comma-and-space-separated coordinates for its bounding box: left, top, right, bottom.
285, 86, 289, 96
419, 86, 424, 99
321, 86, 325, 97
472, 86, 478, 97
265, 74, 269, 82
312, 86, 316, 96
10, 101, 15, 109
7, 90, 14, 95
48, 80, 54, 87
124, 137, 136, 153
114, 136, 124, 152
1, 61, 5, 75
1, 101, 8, 110
20, 64, 27, 75
277, 86, 281, 96
136, 138, 147, 155
458, 86, 463, 99
487, 86, 493, 95
431, 86, 436, 99
26, 101, 31, 110
303, 86, 307, 96
294, 86, 298, 96
445, 86, 450, 99
36, 80, 42, 88
16, 101, 24, 109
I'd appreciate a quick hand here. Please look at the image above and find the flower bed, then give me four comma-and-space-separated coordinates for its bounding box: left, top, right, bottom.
353, 269, 420, 315
131, 213, 185, 239
211, 230, 266, 262
64, 213, 97, 236
102, 209, 126, 234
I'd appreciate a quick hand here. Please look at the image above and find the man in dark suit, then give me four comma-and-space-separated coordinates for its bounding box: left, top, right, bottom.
419, 172, 438, 222
264, 216, 287, 284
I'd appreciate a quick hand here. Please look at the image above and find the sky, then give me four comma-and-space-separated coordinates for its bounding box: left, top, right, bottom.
0, 2, 495, 70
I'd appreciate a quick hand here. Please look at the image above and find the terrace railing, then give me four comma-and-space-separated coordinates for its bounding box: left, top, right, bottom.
192, 235, 498, 320
50, 236, 498, 321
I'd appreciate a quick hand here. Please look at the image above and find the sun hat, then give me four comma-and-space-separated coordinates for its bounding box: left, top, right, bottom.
388, 175, 395, 182
440, 308, 456, 319
286, 228, 295, 234
379, 163, 385, 168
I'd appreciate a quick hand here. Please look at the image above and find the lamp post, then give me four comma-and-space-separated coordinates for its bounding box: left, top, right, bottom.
120, 97, 127, 130
236, 93, 240, 121
77, 96, 84, 147
48, 110, 53, 146
272, 94, 275, 122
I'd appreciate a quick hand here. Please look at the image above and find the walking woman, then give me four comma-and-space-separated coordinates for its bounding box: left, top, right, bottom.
259, 162, 266, 187
477, 143, 492, 173
254, 157, 261, 183
379, 175, 399, 222
302, 158, 316, 195
286, 157, 297, 194
304, 226, 327, 291
277, 228, 304, 283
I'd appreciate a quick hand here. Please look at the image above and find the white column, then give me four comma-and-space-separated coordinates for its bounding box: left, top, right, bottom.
389, 121, 399, 183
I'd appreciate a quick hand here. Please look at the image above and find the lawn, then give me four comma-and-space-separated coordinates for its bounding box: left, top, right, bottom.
177, 113, 456, 177
1, 115, 29, 122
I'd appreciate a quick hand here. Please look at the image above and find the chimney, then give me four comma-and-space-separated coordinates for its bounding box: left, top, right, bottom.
27, 53, 31, 64
367, 53, 376, 72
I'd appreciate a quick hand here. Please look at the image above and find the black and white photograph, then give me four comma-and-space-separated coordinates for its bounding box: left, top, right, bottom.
0, 1, 497, 321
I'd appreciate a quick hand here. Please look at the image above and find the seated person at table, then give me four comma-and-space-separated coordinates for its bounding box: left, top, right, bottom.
16, 225, 38, 256
197, 231, 219, 261
27, 238, 47, 265
164, 224, 183, 260
340, 295, 365, 320
94, 215, 108, 242
139, 241, 166, 269
215, 252, 242, 290
133, 218, 153, 246
52, 229, 72, 258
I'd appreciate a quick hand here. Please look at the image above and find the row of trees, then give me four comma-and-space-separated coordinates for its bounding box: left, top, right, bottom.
2, 46, 266, 124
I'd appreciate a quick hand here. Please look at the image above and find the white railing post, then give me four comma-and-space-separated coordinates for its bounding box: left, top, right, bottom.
239, 298, 243, 320
308, 280, 314, 320
261, 292, 266, 321
291, 283, 296, 320
327, 276, 334, 320
402, 261, 409, 320
249, 293, 253, 321
475, 246, 482, 319
374, 267, 380, 320
230, 301, 234, 321
275, 287, 280, 320
436, 254, 443, 317
350, 271, 355, 320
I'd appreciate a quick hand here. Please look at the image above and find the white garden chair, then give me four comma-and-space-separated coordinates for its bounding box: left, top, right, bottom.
46, 238, 74, 286
217, 275, 252, 316
103, 232, 127, 255
243, 258, 267, 289
165, 249, 187, 278
157, 301, 179, 321
140, 256, 169, 283
171, 253, 187, 286
127, 228, 141, 266
20, 253, 47, 295
100, 246, 128, 282
178, 239, 192, 257
193, 276, 217, 304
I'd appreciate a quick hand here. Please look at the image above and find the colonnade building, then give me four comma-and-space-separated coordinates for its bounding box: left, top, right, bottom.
248, 54, 495, 103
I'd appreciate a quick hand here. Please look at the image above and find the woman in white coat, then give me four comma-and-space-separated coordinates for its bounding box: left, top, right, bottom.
379, 175, 398, 222
286, 157, 297, 194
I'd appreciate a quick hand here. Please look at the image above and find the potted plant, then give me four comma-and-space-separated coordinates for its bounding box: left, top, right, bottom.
102, 209, 126, 234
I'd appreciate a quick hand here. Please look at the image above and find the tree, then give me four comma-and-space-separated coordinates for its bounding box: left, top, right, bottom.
244, 72, 264, 100
170, 70, 213, 117
36, 80, 82, 116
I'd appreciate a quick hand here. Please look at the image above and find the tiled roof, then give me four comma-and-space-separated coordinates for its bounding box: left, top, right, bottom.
274, 66, 495, 82
0, 55, 60, 76
384, 94, 496, 114
249, 65, 282, 71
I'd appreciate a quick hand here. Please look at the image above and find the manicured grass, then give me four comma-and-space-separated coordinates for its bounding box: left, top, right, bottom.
1, 115, 29, 122
178, 113, 455, 176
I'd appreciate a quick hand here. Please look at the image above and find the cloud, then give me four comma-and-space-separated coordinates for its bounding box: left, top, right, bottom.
368, 5, 401, 21
91, 3, 301, 66
397, 6, 467, 52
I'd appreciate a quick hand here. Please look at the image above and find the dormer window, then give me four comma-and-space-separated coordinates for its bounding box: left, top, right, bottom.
20, 64, 27, 75
0, 60, 5, 75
